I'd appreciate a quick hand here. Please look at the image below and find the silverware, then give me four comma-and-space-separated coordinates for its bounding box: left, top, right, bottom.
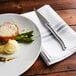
34, 8, 66, 50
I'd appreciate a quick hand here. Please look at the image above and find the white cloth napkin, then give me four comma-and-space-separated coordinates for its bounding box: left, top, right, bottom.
21, 5, 76, 66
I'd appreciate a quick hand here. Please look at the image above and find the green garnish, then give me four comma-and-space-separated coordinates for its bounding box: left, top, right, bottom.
15, 31, 34, 43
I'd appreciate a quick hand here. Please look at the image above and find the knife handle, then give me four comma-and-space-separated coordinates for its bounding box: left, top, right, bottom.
46, 23, 66, 50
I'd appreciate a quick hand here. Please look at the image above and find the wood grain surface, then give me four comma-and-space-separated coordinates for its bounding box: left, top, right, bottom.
0, 0, 76, 76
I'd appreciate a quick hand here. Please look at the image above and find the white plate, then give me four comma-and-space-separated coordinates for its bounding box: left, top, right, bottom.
0, 14, 41, 76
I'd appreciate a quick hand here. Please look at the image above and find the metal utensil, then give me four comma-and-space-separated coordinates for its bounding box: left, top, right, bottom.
34, 8, 66, 50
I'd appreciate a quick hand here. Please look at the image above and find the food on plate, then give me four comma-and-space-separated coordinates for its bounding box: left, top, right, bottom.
0, 56, 16, 62
4, 39, 19, 54
0, 39, 19, 54
0, 22, 19, 42
0, 22, 34, 62
15, 31, 34, 43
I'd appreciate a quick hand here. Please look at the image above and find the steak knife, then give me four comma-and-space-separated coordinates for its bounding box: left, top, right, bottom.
34, 8, 66, 50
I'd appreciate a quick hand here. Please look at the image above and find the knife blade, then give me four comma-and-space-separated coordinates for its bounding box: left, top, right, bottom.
34, 8, 66, 50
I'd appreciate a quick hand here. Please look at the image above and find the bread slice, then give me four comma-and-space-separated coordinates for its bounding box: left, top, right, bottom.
0, 22, 19, 41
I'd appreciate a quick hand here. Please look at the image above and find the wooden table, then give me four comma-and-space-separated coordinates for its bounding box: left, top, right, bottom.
0, 0, 76, 76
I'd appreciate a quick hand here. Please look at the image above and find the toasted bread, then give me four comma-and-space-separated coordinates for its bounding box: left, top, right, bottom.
0, 22, 19, 41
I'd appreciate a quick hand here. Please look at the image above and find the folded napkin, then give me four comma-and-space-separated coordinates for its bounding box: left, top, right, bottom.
21, 5, 76, 66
